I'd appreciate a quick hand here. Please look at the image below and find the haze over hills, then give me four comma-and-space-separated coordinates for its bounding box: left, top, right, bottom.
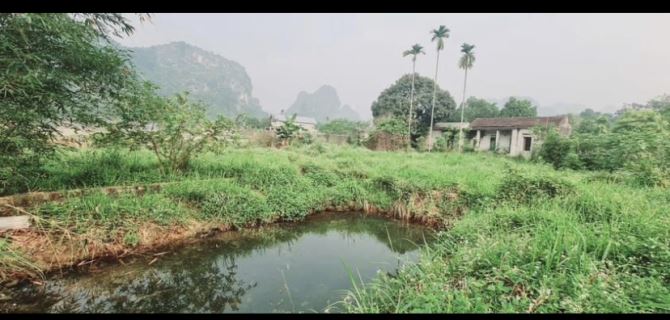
285, 85, 361, 123
485, 96, 588, 116
126, 41, 266, 118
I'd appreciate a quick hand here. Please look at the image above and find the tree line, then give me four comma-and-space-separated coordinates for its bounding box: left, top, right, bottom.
0, 13, 239, 194
536, 95, 670, 187
372, 24, 541, 150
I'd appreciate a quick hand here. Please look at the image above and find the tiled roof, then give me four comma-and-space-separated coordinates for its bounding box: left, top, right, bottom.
470, 116, 567, 130
271, 114, 317, 125
434, 122, 470, 130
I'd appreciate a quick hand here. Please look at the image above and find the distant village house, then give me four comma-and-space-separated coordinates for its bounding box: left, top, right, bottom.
433, 116, 572, 158
269, 113, 318, 133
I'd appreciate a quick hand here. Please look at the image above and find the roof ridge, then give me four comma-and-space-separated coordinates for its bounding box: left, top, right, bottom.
469, 115, 567, 130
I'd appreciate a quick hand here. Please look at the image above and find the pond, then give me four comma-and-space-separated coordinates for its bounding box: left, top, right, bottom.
3, 212, 435, 313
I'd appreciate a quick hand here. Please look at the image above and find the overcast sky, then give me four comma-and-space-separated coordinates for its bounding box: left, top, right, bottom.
116, 13, 670, 119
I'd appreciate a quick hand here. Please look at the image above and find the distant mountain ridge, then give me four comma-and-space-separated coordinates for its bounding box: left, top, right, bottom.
285, 85, 360, 123
127, 41, 266, 118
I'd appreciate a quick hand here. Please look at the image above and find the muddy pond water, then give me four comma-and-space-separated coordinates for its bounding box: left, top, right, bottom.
4, 212, 435, 313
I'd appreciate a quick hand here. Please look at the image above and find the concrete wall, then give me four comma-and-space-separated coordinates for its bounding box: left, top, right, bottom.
477, 131, 493, 151
271, 120, 316, 133
473, 130, 512, 153
472, 128, 536, 159
468, 117, 571, 159
513, 129, 534, 159
497, 131, 511, 153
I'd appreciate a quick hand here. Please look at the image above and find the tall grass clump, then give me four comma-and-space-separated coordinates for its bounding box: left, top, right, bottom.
8, 142, 669, 314
496, 168, 575, 205
164, 179, 273, 227
343, 168, 670, 313
34, 148, 166, 192
35, 192, 190, 240
0, 239, 43, 281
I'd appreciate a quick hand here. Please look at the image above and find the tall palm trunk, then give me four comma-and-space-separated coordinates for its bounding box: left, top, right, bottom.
428, 50, 441, 152
458, 68, 468, 152
407, 60, 417, 151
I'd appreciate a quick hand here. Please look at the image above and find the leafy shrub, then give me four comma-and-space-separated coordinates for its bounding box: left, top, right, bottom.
496, 168, 575, 204
96, 91, 236, 174
301, 163, 338, 187
535, 128, 574, 169
265, 188, 317, 221
624, 153, 670, 188
415, 136, 428, 152
365, 117, 409, 151
372, 175, 417, 201
332, 180, 368, 205
433, 135, 450, 152
275, 114, 302, 146
201, 188, 271, 226
537, 109, 670, 187
299, 132, 314, 145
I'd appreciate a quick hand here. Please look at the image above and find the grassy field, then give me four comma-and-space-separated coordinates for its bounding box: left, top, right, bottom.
1, 144, 669, 312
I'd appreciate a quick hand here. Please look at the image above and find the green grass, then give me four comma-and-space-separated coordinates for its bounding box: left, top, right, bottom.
2, 144, 669, 312
342, 171, 670, 313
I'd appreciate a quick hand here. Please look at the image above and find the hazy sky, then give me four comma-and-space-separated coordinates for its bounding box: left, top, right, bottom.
117, 13, 670, 119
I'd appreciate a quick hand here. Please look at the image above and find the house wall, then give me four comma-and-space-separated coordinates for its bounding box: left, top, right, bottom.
497, 131, 512, 153
477, 131, 493, 151
558, 118, 572, 136
300, 123, 317, 132
270, 120, 316, 133
473, 130, 512, 153
512, 129, 534, 159
467, 117, 571, 159
471, 128, 535, 159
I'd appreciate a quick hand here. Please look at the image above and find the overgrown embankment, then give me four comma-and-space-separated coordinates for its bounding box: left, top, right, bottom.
343, 167, 670, 313
1, 145, 506, 282
7, 145, 665, 313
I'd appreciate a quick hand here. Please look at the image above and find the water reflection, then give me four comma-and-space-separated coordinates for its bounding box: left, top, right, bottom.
5, 213, 434, 313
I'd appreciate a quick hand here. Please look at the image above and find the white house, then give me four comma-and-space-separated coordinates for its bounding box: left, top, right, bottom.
269, 114, 318, 133
433, 116, 572, 158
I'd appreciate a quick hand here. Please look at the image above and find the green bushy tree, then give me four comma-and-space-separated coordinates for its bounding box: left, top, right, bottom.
648, 94, 670, 120
499, 97, 538, 117
538, 108, 670, 187
96, 89, 235, 174
235, 113, 270, 129
275, 114, 302, 146
608, 110, 670, 186
0, 13, 147, 194
317, 119, 368, 135
535, 127, 579, 170
371, 74, 456, 142
449, 97, 499, 122
365, 117, 410, 150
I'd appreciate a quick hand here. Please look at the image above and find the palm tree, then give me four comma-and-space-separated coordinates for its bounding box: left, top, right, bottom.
427, 25, 449, 152
403, 44, 425, 150
457, 43, 476, 152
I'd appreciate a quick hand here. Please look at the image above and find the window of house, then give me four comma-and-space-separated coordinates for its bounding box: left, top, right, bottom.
523, 136, 532, 151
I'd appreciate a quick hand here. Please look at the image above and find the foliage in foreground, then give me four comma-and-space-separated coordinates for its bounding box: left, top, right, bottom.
95, 90, 236, 174
536, 108, 670, 187
0, 13, 144, 195
1, 145, 668, 313
343, 170, 670, 313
